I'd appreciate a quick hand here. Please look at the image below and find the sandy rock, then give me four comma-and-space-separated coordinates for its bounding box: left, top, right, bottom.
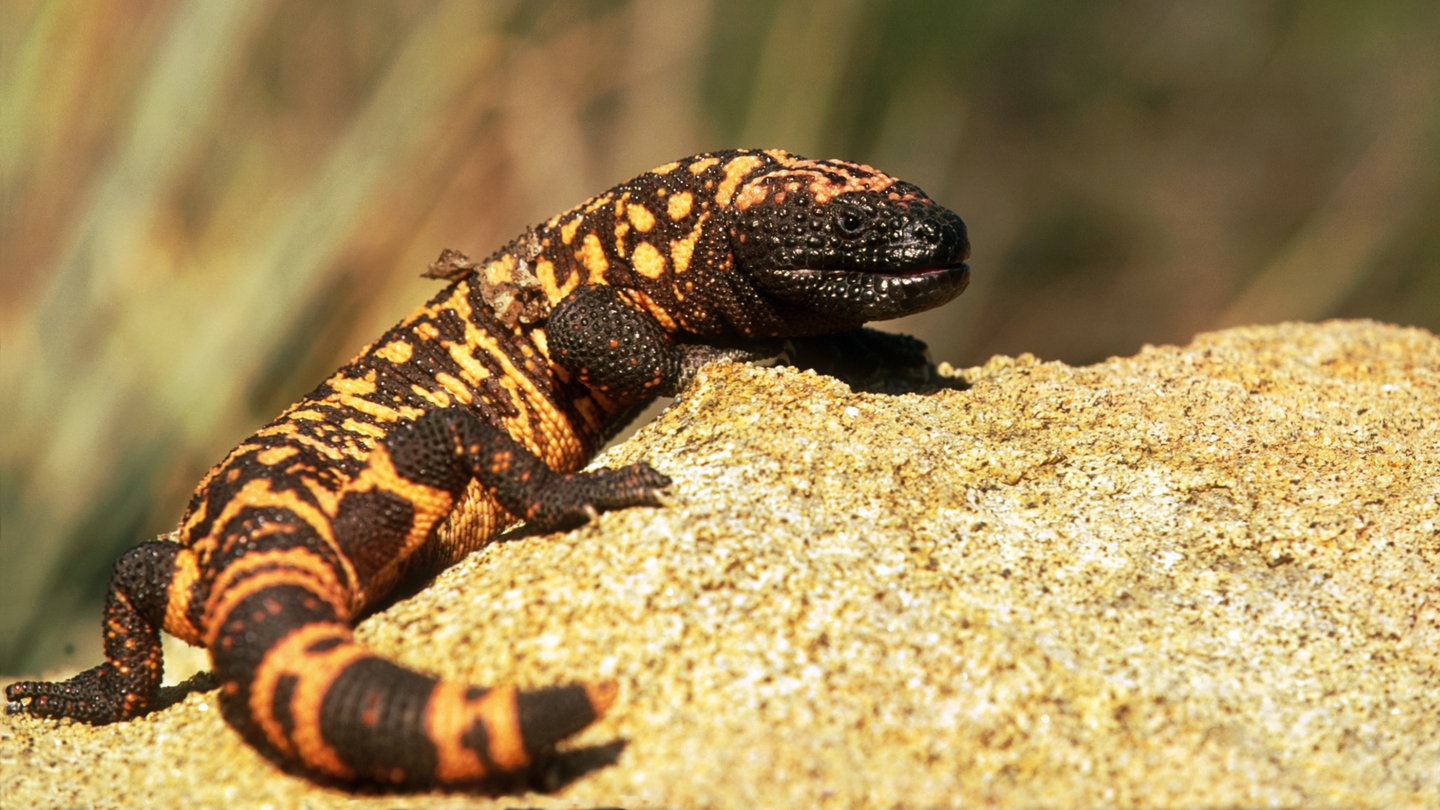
4, 319, 1436, 809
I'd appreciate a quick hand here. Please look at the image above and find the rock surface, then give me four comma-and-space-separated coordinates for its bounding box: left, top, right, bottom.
4, 319, 1437, 809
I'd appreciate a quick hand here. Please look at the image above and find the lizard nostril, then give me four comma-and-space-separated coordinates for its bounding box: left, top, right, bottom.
906, 218, 940, 244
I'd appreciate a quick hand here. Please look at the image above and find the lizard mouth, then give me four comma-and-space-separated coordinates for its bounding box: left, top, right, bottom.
759, 261, 971, 322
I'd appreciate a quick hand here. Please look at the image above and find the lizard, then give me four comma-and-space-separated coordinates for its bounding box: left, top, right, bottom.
6, 148, 970, 786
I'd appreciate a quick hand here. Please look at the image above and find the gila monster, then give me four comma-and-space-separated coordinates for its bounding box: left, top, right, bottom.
7, 149, 970, 785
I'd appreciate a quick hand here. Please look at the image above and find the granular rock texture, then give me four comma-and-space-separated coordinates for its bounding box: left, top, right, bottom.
4, 319, 1436, 809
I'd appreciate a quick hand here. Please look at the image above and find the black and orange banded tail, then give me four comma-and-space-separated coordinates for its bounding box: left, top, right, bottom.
209, 582, 614, 784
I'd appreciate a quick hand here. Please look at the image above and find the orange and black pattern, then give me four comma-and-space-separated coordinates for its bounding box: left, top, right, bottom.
8, 149, 970, 785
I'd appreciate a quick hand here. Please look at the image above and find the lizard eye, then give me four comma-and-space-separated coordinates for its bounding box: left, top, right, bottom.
832, 204, 867, 238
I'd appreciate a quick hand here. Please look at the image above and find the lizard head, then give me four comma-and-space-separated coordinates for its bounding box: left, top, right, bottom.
728, 157, 970, 329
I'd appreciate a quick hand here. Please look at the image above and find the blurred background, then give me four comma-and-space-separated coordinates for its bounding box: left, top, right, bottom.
2, 1, 1436, 677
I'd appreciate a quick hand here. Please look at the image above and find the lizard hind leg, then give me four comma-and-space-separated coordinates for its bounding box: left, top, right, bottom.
6, 539, 183, 723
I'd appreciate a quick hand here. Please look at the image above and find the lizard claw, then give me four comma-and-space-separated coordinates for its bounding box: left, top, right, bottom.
523, 461, 672, 531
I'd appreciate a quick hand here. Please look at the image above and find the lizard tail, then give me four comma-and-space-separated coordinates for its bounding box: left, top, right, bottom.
207, 577, 615, 784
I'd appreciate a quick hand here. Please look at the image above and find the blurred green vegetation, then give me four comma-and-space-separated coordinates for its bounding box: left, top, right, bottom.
2, 1, 1436, 676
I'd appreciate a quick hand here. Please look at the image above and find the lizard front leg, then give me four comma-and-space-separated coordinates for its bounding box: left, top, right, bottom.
546, 284, 776, 400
